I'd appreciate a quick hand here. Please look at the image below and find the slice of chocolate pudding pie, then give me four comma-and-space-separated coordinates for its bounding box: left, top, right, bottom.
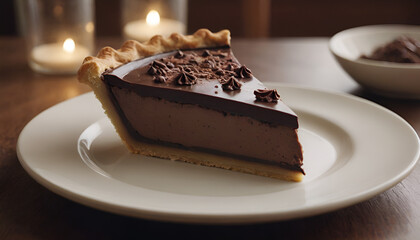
78, 29, 304, 181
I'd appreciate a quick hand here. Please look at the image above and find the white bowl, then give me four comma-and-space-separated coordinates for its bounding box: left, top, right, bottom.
329, 25, 420, 99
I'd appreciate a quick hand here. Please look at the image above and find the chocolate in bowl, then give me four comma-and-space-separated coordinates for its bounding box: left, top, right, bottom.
360, 36, 420, 64
329, 25, 420, 99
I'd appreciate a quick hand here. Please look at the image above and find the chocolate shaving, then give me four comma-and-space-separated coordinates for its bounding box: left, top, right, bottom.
213, 50, 228, 58
202, 50, 212, 57
175, 50, 185, 58
152, 60, 167, 69
153, 75, 167, 83
147, 66, 157, 75
166, 62, 175, 68
219, 52, 228, 58
215, 68, 224, 75
183, 66, 192, 72
189, 66, 200, 73
226, 64, 237, 71
221, 76, 242, 91
146, 48, 250, 87
254, 89, 280, 102
201, 59, 215, 69
148, 60, 169, 76
226, 70, 236, 76
174, 70, 197, 85
156, 68, 167, 76
195, 73, 209, 78
189, 58, 199, 65
236, 65, 252, 78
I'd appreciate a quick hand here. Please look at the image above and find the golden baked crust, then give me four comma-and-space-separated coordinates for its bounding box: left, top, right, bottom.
78, 29, 230, 87
77, 29, 303, 182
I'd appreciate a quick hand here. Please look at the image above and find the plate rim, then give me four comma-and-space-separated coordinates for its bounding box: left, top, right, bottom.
17, 84, 420, 224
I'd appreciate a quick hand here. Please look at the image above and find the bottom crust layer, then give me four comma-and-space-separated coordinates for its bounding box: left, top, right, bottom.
125, 137, 304, 182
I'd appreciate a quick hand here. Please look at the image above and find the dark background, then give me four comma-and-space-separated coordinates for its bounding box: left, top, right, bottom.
2, 0, 420, 37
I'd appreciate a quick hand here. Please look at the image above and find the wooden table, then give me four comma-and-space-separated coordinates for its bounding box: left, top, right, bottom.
1, 37, 419, 239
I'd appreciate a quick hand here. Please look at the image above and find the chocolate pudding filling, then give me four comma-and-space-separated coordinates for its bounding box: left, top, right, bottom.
102, 47, 303, 173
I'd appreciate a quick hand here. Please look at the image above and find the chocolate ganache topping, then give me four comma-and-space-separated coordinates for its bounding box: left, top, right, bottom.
254, 89, 281, 103
103, 47, 298, 128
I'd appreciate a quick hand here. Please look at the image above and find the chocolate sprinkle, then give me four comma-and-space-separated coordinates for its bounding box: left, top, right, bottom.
254, 89, 280, 102
222, 76, 242, 91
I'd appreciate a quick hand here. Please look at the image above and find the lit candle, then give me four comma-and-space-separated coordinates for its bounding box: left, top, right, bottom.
30, 38, 90, 74
124, 10, 186, 42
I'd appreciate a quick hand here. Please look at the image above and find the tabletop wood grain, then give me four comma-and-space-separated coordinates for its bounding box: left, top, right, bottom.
0, 37, 419, 240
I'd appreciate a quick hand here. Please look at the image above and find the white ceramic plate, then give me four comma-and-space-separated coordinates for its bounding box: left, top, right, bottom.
17, 84, 419, 224
330, 24, 420, 99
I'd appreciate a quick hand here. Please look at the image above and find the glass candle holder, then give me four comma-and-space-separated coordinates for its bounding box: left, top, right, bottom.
122, 0, 188, 42
16, 0, 95, 74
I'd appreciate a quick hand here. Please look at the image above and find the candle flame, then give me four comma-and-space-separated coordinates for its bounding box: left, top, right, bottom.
63, 38, 75, 53
146, 10, 160, 26
85, 22, 95, 33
